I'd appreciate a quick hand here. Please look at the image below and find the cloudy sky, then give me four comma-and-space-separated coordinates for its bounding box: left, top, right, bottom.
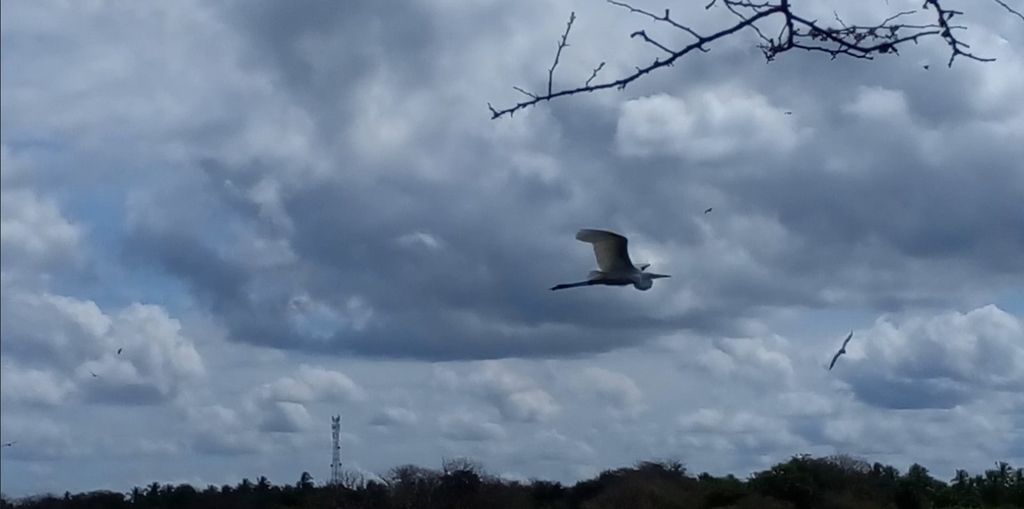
2, 0, 1023, 498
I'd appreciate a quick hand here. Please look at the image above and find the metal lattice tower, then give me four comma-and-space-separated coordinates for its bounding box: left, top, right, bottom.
330, 415, 342, 485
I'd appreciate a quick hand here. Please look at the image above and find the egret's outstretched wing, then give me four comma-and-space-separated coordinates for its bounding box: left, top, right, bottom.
840, 331, 853, 349
576, 229, 633, 272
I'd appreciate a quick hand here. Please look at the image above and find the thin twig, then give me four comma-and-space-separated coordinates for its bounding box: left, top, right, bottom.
586, 62, 606, 87
548, 12, 576, 97
990, 0, 1024, 22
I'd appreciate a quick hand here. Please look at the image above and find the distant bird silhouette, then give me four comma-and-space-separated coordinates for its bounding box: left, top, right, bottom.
117, 348, 122, 355
704, 207, 713, 214
1, 441, 15, 447
784, 111, 793, 115
90, 371, 99, 378
828, 331, 854, 371
923, 64, 930, 70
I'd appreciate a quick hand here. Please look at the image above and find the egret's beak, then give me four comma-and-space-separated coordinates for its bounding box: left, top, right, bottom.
649, 273, 670, 279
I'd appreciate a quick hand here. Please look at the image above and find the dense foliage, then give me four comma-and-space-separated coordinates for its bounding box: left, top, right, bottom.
3, 454, 1022, 509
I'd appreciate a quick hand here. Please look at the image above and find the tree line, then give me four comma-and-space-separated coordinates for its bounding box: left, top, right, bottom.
2, 454, 1022, 508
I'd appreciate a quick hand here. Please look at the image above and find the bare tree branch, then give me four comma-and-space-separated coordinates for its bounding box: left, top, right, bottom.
990, 0, 1024, 22
920, 0, 995, 67
488, 0, 1009, 120
607, 1, 707, 41
487, 4, 780, 119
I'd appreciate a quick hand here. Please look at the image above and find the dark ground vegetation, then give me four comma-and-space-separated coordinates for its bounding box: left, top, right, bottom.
3, 454, 1023, 509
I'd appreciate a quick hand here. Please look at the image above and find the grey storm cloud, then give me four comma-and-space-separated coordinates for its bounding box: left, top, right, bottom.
100, 0, 1023, 362
369, 407, 418, 428
121, 157, 751, 360
2, 0, 1023, 497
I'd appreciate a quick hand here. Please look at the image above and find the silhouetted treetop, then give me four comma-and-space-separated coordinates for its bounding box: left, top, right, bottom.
3, 454, 1023, 508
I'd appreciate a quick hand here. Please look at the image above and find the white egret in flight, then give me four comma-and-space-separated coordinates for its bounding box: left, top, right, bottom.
550, 229, 670, 291
828, 331, 854, 371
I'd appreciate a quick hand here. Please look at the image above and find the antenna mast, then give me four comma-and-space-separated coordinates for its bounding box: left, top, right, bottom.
330, 415, 342, 485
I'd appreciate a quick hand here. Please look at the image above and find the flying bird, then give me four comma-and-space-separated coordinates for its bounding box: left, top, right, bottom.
704, 207, 713, 214
550, 229, 670, 292
828, 331, 854, 371
784, 111, 793, 115
117, 348, 122, 355
90, 371, 99, 378
1, 441, 14, 447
